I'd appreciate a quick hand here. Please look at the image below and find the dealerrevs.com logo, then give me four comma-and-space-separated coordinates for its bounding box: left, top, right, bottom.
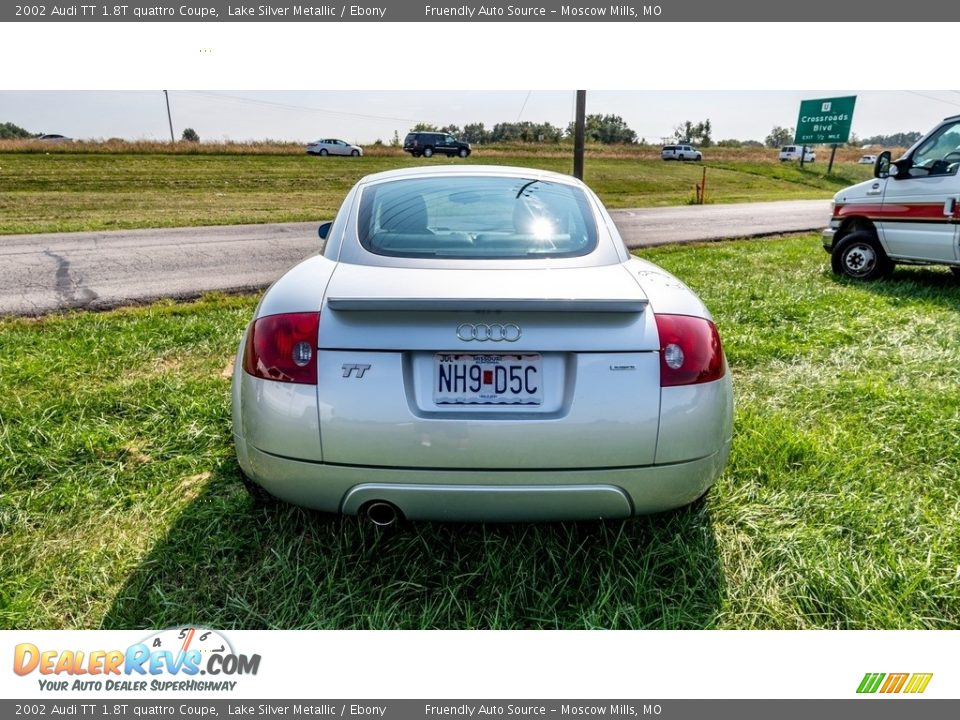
13, 628, 261, 692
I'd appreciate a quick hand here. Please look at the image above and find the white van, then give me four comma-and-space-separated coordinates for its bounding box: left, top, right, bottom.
778, 145, 816, 162
823, 114, 960, 280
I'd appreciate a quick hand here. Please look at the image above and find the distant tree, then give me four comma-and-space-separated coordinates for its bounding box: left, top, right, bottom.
565, 114, 637, 144
411, 122, 439, 132
372, 138, 384, 146
716, 138, 743, 148
439, 124, 461, 136
847, 131, 861, 147
462, 122, 490, 144
390, 130, 400, 147
861, 131, 922, 147
765, 126, 793, 148
0, 121, 35, 139
491, 121, 563, 143
742, 140, 764, 148
673, 119, 712, 147
181, 128, 200, 142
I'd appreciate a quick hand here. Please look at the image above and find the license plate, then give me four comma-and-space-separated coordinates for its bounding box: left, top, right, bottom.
434, 353, 542, 405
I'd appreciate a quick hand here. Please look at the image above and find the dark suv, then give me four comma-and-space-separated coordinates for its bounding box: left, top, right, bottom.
403, 132, 471, 158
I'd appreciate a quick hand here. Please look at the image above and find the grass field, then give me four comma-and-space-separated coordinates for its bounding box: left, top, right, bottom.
0, 149, 872, 235
1, 234, 958, 630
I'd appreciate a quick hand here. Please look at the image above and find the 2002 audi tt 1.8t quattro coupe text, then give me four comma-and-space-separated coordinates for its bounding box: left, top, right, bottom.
232, 166, 733, 523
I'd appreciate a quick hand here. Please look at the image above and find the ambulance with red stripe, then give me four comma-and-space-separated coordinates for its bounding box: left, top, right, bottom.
823, 114, 960, 280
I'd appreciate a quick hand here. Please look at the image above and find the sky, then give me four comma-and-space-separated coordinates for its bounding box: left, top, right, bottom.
3, 90, 960, 144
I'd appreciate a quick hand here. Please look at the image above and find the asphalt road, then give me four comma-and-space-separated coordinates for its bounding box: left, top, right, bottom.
0, 199, 829, 316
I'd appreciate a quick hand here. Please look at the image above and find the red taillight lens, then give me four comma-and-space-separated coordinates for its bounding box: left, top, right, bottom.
242, 312, 319, 385
655, 314, 725, 387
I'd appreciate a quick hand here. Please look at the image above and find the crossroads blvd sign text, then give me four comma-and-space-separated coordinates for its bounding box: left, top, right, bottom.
795, 96, 856, 145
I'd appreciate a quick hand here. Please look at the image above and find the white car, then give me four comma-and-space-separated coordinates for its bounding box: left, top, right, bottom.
858, 154, 878, 165
824, 114, 960, 280
232, 166, 733, 523
778, 145, 815, 162
306, 138, 363, 156
661, 144, 702, 161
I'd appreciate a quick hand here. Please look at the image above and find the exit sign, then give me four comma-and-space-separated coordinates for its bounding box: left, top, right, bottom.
795, 96, 856, 145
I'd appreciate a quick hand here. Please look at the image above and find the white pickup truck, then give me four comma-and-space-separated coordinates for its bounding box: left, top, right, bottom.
823, 114, 960, 280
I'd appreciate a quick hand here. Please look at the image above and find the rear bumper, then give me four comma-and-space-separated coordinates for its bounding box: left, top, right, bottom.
235, 435, 732, 521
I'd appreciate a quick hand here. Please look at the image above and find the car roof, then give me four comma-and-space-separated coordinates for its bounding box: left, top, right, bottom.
357, 164, 585, 187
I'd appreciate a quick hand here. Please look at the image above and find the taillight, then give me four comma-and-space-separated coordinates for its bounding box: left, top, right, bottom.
242, 312, 319, 385
655, 314, 725, 387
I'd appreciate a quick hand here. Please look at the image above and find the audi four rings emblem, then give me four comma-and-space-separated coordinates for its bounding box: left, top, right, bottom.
456, 323, 522, 342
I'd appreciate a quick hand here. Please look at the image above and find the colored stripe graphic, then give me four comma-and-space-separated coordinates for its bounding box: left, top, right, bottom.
857, 672, 932, 694
904, 673, 934, 694
880, 673, 909, 693
857, 673, 885, 693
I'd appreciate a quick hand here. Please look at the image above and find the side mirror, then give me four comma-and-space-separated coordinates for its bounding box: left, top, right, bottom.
318, 222, 332, 240
874, 151, 892, 179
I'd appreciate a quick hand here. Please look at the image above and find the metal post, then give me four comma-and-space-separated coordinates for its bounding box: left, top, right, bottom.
163, 90, 175, 143
573, 90, 586, 180
799, 144, 806, 169
828, 144, 838, 174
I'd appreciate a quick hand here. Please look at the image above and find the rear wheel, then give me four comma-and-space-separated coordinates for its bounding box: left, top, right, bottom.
319, 148, 328, 156
423, 147, 434, 158
832, 232, 892, 280
458, 147, 469, 158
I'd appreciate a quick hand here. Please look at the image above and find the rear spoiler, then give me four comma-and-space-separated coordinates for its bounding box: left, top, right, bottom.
326, 298, 648, 313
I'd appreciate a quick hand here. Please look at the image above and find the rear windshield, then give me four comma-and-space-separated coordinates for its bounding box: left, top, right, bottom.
357, 176, 598, 259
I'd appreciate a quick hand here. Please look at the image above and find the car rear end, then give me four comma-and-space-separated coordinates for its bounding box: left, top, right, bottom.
402, 133, 419, 155
233, 168, 732, 521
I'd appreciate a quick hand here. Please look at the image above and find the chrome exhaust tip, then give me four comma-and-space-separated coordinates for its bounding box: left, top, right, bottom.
365, 501, 400, 528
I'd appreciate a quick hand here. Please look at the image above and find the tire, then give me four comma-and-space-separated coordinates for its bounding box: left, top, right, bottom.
411, 152, 421, 158
950, 267, 960, 279
319, 149, 328, 156
831, 232, 893, 280
423, 147, 434, 158
458, 147, 469, 158
351, 149, 359, 157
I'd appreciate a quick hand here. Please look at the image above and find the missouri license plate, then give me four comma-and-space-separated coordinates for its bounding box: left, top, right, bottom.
434, 353, 543, 405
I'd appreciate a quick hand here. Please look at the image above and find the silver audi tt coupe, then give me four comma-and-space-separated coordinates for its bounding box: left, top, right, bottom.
232, 166, 733, 523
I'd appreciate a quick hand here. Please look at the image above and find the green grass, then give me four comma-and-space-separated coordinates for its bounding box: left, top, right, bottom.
1, 235, 958, 629
0, 152, 871, 235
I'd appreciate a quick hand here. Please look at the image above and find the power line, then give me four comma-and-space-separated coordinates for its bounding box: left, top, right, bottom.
175, 90, 421, 124
515, 91, 532, 122
903, 90, 960, 109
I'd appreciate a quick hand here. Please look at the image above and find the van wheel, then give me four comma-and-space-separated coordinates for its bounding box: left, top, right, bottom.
950, 267, 960, 279
423, 147, 434, 158
831, 232, 893, 280
458, 148, 469, 158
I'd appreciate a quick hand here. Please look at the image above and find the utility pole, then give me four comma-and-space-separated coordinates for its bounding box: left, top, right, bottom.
573, 90, 586, 180
163, 90, 175, 143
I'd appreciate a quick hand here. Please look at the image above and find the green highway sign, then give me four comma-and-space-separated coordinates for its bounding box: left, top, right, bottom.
795, 95, 857, 145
